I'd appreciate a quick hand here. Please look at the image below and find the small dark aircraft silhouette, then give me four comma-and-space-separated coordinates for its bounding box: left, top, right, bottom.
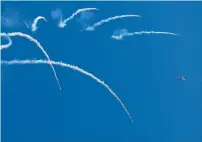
177, 76, 186, 81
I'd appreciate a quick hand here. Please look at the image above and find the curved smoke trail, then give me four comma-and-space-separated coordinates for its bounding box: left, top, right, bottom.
32, 16, 47, 32
0, 32, 62, 90
1, 59, 134, 122
59, 8, 99, 28
112, 29, 179, 40
0, 33, 12, 50
85, 14, 141, 31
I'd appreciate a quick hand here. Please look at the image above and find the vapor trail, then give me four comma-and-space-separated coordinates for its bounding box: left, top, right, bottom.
112, 30, 179, 40
1, 59, 134, 122
0, 33, 12, 50
59, 8, 98, 28
85, 14, 141, 31
24, 21, 31, 29
0, 32, 62, 90
32, 16, 47, 32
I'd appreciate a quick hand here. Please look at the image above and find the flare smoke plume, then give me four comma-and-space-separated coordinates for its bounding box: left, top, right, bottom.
112, 29, 179, 40
85, 14, 141, 31
58, 8, 99, 28
31, 16, 47, 32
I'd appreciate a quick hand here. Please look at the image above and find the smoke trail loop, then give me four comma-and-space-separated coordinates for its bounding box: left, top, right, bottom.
1, 59, 134, 122
0, 33, 13, 50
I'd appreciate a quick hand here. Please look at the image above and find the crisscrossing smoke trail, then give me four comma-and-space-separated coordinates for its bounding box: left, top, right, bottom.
1, 59, 134, 122
0, 32, 62, 90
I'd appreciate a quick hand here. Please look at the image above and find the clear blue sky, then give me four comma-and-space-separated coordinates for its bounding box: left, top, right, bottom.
1, 2, 202, 142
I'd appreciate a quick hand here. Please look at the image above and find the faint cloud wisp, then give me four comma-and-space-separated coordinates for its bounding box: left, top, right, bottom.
1, 9, 23, 29
76, 11, 95, 28
51, 8, 63, 20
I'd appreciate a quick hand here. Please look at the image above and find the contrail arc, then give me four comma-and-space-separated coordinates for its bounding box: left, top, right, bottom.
1, 59, 133, 122
0, 33, 12, 50
59, 8, 99, 28
31, 16, 47, 32
0, 32, 61, 90
85, 14, 141, 31
112, 30, 179, 40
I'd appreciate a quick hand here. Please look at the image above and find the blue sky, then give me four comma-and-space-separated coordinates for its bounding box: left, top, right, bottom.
1, 2, 202, 142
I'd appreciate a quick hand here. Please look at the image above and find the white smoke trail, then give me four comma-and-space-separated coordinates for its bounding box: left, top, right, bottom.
85, 14, 141, 31
1, 59, 134, 122
58, 8, 99, 28
31, 16, 47, 32
112, 30, 179, 40
0, 33, 12, 50
0, 32, 62, 90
